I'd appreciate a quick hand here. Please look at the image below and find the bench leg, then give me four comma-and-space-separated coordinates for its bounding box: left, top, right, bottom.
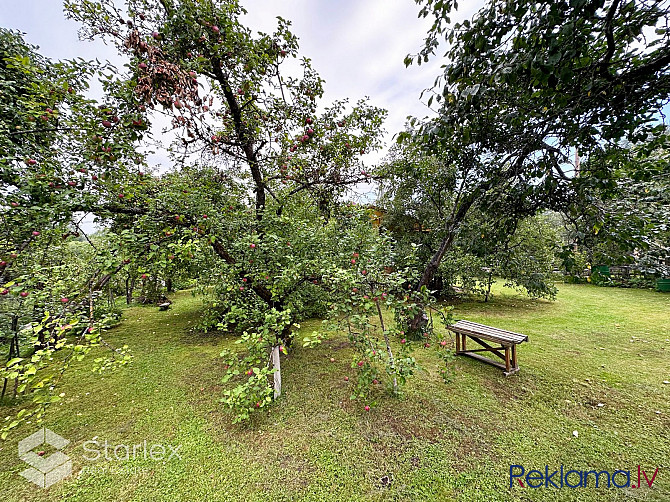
462, 334, 466, 351
512, 344, 518, 370
455, 332, 461, 353
504, 347, 511, 374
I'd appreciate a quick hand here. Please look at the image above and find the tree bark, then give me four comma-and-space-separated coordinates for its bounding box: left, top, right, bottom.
408, 187, 482, 332
126, 275, 135, 305
211, 61, 266, 217
485, 268, 494, 302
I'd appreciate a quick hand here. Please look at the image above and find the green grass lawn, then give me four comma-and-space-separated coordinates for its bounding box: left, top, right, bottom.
1, 283, 669, 501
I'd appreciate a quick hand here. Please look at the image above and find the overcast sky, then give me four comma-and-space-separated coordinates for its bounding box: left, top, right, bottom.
0, 0, 483, 170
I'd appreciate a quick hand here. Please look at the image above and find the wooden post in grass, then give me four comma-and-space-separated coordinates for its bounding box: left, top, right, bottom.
271, 345, 281, 399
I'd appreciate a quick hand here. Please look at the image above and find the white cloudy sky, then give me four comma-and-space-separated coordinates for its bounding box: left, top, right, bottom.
0, 0, 483, 172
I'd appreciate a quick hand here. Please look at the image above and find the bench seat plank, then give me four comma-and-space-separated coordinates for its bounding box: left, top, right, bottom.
448, 320, 528, 346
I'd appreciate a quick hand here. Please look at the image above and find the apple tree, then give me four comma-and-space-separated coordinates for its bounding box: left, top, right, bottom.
399, 0, 670, 331
0, 27, 143, 438
64, 0, 408, 420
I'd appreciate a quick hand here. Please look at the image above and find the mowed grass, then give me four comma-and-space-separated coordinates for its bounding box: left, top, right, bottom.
0, 283, 669, 501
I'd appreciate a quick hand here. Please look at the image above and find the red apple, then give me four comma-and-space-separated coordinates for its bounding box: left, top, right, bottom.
61, 297, 69, 303
357, 361, 364, 367
249, 243, 256, 248
364, 405, 370, 411
102, 120, 112, 128
0, 261, 6, 267
152, 31, 161, 39
211, 25, 220, 33
400, 339, 406, 344
32, 231, 40, 236
10, 202, 19, 207
25, 158, 37, 166
344, 376, 349, 381
306, 117, 312, 124
138, 62, 147, 70
351, 259, 356, 264
0, 289, 8, 295
20, 291, 29, 298
141, 274, 148, 279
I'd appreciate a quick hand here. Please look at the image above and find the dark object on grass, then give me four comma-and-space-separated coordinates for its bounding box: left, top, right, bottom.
657, 279, 670, 293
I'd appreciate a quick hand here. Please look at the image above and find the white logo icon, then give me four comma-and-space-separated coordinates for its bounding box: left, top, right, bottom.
18, 427, 72, 488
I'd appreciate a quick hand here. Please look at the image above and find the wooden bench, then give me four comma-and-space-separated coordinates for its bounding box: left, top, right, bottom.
448, 320, 528, 375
